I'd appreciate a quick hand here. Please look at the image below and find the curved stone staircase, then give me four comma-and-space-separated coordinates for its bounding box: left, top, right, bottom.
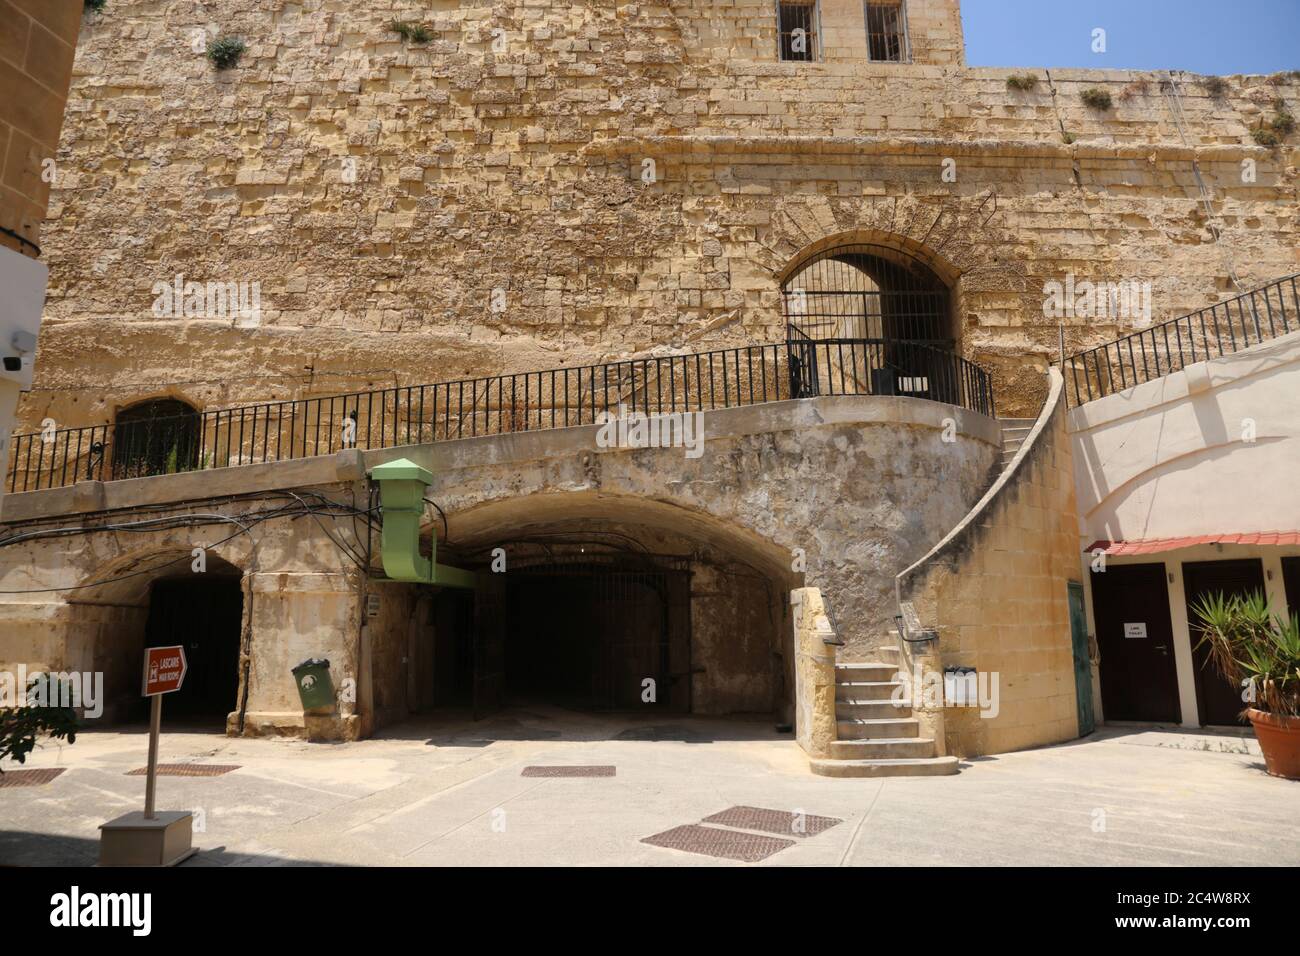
807, 407, 1055, 778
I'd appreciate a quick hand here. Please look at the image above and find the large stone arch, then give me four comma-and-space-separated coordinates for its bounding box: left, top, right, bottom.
425, 488, 802, 720
751, 193, 1029, 291
439, 489, 800, 584
60, 542, 249, 726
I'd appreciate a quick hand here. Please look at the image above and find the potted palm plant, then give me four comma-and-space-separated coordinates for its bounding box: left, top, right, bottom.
1192, 591, 1300, 780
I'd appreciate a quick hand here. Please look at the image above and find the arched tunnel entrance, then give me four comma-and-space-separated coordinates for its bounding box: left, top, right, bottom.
384, 497, 797, 728
144, 575, 243, 724
499, 552, 693, 712
62, 549, 246, 730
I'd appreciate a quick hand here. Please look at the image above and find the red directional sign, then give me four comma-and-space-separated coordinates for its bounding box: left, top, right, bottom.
142, 646, 187, 697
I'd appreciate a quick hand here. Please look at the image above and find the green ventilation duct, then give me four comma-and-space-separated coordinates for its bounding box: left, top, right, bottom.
369, 458, 475, 588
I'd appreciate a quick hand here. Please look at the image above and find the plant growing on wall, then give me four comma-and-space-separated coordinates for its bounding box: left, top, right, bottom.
1252, 101, 1295, 147
1080, 88, 1112, 111
1271, 101, 1296, 135
1005, 74, 1038, 92
1253, 126, 1280, 147
1193, 591, 1300, 778
389, 20, 432, 44
1118, 78, 1148, 102
207, 36, 247, 70
1200, 76, 1229, 100
84, 0, 107, 11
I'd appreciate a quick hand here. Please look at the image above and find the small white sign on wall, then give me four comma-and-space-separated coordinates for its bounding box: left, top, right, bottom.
366, 593, 381, 618
1123, 622, 1148, 639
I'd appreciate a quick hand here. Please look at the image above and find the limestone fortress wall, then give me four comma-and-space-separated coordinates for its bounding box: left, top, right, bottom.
22, 0, 1299, 428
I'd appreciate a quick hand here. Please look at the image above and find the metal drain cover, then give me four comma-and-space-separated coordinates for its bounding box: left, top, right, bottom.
616, 726, 707, 742
0, 768, 66, 788
521, 765, 616, 777
702, 805, 843, 837
641, 824, 795, 862
126, 764, 241, 777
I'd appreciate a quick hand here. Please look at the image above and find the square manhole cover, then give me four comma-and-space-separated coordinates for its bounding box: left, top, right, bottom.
641, 824, 795, 863
521, 765, 616, 777
126, 764, 241, 777
702, 805, 843, 838
0, 768, 66, 788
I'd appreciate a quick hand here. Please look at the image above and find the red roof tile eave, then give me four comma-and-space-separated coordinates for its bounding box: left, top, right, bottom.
1084, 532, 1300, 555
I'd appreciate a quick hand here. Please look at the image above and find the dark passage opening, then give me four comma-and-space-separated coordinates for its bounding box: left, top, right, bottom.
456, 554, 693, 716
144, 576, 243, 726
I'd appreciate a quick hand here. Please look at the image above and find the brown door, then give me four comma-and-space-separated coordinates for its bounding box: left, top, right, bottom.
1182, 559, 1266, 727
1091, 563, 1181, 722
1282, 557, 1300, 620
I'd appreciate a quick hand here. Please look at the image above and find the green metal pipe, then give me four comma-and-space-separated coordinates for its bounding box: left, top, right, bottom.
368, 458, 475, 588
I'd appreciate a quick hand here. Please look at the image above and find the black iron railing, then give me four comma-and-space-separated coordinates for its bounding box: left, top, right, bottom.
788, 327, 994, 414
6, 337, 994, 493
1064, 274, 1300, 405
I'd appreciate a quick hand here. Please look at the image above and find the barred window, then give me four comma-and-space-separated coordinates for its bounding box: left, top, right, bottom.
865, 1, 909, 62
777, 1, 818, 62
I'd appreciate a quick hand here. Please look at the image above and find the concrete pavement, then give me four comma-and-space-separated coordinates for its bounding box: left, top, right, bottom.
2, 708, 1296, 866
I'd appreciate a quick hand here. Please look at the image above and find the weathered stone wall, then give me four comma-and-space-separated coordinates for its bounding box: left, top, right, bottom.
380, 394, 1000, 656
0, 393, 998, 734
0, 475, 369, 737
363, 577, 423, 731
897, 369, 1081, 755
0, 0, 80, 256
0, 0, 82, 494
19, 0, 1298, 438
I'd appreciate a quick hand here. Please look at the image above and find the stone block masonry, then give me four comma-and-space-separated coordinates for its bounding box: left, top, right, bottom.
16, 0, 1297, 436
897, 369, 1082, 756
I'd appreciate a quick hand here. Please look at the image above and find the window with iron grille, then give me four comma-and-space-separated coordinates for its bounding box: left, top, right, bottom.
111, 398, 202, 480
777, 1, 818, 62
865, 0, 909, 62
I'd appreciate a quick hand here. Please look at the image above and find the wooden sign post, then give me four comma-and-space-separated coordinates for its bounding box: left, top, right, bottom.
98, 645, 197, 866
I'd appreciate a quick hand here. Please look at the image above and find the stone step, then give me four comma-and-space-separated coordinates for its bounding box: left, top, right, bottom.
998, 418, 1036, 427
836, 717, 919, 740
829, 737, 939, 760
835, 699, 912, 719
874, 645, 902, 662
810, 756, 960, 778
835, 680, 905, 701
834, 662, 897, 682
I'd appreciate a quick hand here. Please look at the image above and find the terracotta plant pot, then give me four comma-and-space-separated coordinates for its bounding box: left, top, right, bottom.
1246, 708, 1300, 780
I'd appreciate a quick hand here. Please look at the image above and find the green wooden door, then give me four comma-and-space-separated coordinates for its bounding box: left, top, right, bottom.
1067, 581, 1095, 736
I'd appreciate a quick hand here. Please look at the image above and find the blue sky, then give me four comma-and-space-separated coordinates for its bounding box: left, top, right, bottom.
961, 0, 1299, 75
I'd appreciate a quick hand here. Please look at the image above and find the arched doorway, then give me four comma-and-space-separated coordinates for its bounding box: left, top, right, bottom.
144, 574, 244, 726
501, 552, 692, 712
403, 493, 797, 726
111, 398, 202, 480
64, 548, 246, 730
781, 243, 969, 406
781, 243, 953, 345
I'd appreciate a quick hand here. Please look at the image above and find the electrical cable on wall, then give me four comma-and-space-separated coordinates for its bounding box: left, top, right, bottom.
0, 492, 379, 593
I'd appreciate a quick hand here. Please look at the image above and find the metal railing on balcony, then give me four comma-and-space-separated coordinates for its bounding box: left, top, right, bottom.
1063, 273, 1300, 405
5, 336, 995, 494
